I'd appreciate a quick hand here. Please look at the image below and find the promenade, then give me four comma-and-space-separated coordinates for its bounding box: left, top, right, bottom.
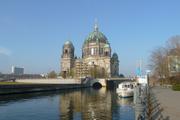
152, 87, 180, 120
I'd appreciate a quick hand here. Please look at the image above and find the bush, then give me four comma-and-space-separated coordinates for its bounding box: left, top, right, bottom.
169, 74, 180, 84
47, 71, 57, 78
172, 84, 180, 91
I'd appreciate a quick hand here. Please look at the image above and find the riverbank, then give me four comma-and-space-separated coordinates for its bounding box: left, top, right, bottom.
152, 86, 180, 120
0, 82, 89, 95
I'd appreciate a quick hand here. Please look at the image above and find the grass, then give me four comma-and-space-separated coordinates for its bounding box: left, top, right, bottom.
172, 84, 180, 91
0, 82, 32, 85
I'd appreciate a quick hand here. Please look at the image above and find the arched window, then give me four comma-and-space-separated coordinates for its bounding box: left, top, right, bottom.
91, 48, 94, 55
105, 51, 109, 56
65, 49, 68, 54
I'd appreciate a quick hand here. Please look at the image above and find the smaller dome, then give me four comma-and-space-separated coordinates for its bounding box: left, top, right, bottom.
63, 40, 74, 49
112, 53, 118, 59
64, 41, 73, 45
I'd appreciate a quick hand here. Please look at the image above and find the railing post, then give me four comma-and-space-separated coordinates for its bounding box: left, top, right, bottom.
134, 85, 145, 120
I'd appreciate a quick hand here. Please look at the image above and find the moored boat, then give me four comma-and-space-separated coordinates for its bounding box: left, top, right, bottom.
116, 82, 135, 98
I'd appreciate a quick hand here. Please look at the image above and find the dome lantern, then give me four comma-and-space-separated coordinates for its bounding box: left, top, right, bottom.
94, 23, 98, 32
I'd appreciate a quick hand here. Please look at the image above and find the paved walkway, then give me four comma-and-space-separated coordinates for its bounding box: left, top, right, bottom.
152, 87, 180, 120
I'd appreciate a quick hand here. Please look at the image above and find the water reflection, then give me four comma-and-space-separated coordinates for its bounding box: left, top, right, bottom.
117, 97, 133, 106
59, 88, 134, 120
59, 88, 111, 120
0, 88, 135, 120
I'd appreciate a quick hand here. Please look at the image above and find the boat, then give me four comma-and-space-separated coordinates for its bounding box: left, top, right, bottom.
136, 75, 148, 86
116, 82, 135, 98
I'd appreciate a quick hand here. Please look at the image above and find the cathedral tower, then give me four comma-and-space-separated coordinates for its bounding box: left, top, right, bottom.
61, 41, 74, 78
111, 53, 119, 77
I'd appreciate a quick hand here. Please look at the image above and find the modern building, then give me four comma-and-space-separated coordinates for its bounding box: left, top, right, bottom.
12, 66, 24, 75
61, 24, 119, 78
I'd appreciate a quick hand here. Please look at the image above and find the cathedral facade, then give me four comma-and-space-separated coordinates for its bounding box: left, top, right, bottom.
61, 24, 119, 78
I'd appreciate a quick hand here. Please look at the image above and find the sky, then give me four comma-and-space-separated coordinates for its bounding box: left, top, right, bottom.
0, 0, 180, 75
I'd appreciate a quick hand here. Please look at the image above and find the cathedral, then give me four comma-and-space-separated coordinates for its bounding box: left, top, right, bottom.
60, 24, 119, 78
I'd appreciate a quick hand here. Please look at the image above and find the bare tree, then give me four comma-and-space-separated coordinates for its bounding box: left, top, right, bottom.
149, 35, 180, 84
149, 47, 169, 79
166, 35, 180, 56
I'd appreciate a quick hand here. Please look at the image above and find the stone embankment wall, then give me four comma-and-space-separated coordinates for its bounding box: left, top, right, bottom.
16, 79, 81, 84
0, 78, 91, 95
0, 84, 89, 95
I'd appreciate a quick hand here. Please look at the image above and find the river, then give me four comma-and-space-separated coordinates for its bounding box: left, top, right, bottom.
0, 88, 135, 120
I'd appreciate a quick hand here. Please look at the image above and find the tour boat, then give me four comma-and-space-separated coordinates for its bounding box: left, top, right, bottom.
116, 82, 135, 98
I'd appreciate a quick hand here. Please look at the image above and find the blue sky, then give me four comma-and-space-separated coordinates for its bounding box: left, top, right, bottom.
0, 0, 180, 75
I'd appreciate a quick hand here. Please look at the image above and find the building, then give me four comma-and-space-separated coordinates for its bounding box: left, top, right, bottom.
167, 48, 180, 76
61, 24, 119, 78
168, 55, 180, 76
12, 66, 24, 75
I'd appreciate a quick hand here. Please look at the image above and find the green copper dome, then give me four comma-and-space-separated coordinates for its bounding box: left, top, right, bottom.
84, 24, 108, 46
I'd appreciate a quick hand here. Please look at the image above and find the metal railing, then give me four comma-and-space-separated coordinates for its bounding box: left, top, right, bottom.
134, 85, 164, 120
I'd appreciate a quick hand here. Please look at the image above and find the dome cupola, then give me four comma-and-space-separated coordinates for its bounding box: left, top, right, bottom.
83, 24, 109, 46
64, 40, 74, 48
62, 40, 74, 58
82, 24, 111, 58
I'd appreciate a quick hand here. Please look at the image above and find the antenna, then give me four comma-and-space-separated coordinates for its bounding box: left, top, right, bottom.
136, 59, 143, 76
140, 59, 142, 75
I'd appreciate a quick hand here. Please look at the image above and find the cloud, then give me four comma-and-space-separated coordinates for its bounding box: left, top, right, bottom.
0, 47, 12, 56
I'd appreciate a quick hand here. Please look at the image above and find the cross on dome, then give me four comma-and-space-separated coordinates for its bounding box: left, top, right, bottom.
94, 18, 99, 31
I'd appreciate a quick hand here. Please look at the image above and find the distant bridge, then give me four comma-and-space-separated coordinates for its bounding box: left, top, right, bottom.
88, 77, 134, 88
107, 77, 134, 81
0, 78, 16, 82
0, 77, 134, 89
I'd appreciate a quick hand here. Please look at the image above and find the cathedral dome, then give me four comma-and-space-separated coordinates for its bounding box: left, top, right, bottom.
83, 24, 109, 46
82, 24, 111, 58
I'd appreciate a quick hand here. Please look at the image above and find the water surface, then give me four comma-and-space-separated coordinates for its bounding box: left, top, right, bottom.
0, 88, 135, 120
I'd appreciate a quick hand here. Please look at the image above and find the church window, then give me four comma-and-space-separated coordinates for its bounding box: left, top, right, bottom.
94, 48, 97, 55
91, 48, 94, 55
65, 49, 68, 54
105, 51, 109, 56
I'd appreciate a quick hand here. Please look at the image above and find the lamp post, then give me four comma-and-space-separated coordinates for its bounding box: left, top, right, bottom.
146, 70, 151, 86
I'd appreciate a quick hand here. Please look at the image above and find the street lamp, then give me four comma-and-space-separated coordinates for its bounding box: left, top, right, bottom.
146, 70, 151, 86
